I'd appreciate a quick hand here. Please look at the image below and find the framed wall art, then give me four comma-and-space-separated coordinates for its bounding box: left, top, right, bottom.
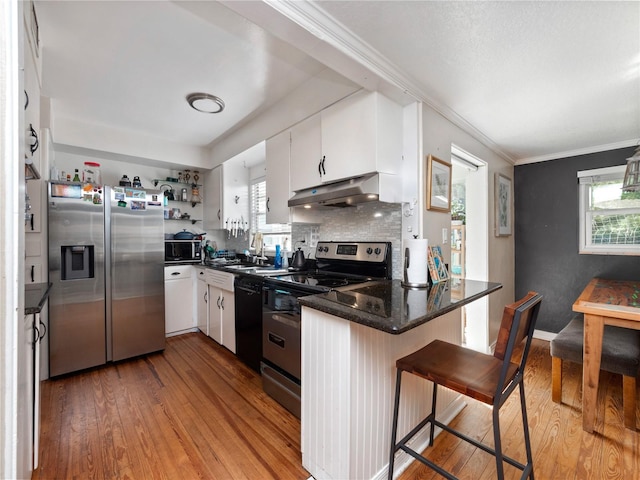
495, 172, 512, 236
426, 155, 451, 212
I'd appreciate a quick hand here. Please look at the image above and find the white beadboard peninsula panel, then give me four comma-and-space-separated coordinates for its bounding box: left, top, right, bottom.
301, 308, 352, 479
302, 306, 464, 480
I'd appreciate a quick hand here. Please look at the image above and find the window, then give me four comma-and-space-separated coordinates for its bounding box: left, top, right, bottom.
578, 166, 640, 255
250, 178, 291, 252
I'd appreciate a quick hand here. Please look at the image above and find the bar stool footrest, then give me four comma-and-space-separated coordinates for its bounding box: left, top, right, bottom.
392, 416, 531, 479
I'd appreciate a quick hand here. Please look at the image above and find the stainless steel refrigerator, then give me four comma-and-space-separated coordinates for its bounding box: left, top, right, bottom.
48, 182, 165, 376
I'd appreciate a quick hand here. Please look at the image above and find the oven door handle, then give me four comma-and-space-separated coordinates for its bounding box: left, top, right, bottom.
267, 331, 286, 349
268, 313, 301, 330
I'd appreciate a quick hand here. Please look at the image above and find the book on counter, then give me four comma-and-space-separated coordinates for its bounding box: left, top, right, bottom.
427, 246, 449, 284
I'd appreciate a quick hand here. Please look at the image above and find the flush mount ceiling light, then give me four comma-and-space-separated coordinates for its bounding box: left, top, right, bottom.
186, 92, 225, 114
622, 144, 640, 192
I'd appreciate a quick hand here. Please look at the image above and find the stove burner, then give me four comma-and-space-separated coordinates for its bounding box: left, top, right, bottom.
271, 272, 373, 291
294, 274, 350, 289
265, 241, 392, 293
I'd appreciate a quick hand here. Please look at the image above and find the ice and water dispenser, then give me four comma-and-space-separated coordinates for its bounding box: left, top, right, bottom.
60, 245, 94, 280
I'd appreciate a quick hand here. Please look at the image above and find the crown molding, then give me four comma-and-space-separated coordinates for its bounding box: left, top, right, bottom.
264, 0, 516, 164
515, 138, 640, 165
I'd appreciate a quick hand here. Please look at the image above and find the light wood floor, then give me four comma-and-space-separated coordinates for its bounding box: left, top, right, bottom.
34, 334, 638, 480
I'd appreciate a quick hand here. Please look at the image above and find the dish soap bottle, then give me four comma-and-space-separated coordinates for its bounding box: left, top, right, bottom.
72, 169, 80, 182
274, 244, 282, 268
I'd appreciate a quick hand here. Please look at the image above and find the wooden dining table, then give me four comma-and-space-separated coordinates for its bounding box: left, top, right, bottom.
572, 277, 640, 432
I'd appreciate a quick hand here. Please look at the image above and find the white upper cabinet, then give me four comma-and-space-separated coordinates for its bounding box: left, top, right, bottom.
204, 166, 223, 230
265, 130, 291, 224
289, 115, 323, 193
204, 160, 249, 231
223, 159, 249, 225
288, 91, 403, 192
320, 90, 402, 184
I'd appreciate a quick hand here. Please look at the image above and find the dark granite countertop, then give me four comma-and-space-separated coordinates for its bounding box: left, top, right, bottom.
298, 279, 502, 334
25, 282, 52, 315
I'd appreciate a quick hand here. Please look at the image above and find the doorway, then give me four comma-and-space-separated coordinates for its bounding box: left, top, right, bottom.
451, 146, 489, 352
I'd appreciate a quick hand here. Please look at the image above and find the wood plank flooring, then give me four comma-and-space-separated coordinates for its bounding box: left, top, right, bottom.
34, 335, 638, 480
35, 332, 308, 480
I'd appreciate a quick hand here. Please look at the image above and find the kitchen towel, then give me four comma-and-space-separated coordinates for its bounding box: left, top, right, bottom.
401, 238, 429, 288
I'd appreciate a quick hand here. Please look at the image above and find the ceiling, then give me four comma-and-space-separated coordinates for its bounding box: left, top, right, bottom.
35, 1, 640, 166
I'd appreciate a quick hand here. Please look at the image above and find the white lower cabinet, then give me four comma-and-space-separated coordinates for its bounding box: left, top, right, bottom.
208, 286, 223, 344
221, 291, 236, 353
164, 265, 195, 336
206, 269, 236, 353
195, 267, 208, 336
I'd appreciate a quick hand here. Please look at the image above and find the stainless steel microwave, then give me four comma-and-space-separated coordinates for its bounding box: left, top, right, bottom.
165, 240, 201, 264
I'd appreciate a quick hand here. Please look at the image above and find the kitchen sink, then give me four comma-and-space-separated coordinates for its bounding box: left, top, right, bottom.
224, 265, 257, 271
221, 264, 289, 276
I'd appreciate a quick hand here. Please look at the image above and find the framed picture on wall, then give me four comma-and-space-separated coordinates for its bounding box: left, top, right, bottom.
426, 155, 451, 212
495, 172, 512, 236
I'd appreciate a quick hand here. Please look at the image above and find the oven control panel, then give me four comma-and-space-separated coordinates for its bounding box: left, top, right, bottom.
315, 241, 389, 263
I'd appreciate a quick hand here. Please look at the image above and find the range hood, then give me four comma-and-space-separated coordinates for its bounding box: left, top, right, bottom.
288, 173, 382, 208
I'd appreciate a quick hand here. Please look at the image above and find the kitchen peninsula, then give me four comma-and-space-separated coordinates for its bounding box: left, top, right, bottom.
299, 279, 502, 480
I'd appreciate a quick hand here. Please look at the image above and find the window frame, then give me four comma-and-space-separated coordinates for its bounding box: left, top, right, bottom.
578, 165, 640, 255
250, 177, 291, 254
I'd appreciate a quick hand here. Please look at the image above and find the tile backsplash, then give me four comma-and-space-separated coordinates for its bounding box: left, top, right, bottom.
292, 202, 403, 279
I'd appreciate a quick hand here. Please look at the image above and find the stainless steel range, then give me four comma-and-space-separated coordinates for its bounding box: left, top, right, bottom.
261, 241, 391, 418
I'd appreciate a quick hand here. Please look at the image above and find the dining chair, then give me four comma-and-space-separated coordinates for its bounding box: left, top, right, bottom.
388, 291, 543, 480
550, 315, 640, 429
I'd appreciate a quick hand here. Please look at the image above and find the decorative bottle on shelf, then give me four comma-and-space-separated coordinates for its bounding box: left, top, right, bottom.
72, 169, 80, 182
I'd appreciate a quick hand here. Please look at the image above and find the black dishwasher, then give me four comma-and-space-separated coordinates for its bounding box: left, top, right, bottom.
234, 275, 264, 372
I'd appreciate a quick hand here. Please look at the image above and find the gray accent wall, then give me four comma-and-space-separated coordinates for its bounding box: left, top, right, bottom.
514, 146, 640, 333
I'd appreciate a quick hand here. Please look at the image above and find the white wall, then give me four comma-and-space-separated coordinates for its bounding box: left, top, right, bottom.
51, 117, 211, 171
51, 149, 206, 237
422, 104, 514, 347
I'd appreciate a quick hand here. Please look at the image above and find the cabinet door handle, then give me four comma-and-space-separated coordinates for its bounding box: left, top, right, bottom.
266, 197, 270, 212
318, 156, 323, 176
217, 209, 221, 220
220, 296, 224, 310
217, 296, 221, 308
24, 89, 29, 110
30, 265, 34, 283
30, 214, 34, 231
39, 320, 47, 341
29, 124, 39, 155
32, 324, 40, 346
171, 272, 180, 276
204, 291, 208, 303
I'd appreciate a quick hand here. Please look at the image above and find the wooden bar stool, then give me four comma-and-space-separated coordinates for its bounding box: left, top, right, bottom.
550, 315, 640, 429
388, 292, 543, 480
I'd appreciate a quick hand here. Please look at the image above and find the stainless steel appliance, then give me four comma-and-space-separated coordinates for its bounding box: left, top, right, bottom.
48, 182, 165, 376
165, 239, 202, 264
261, 241, 391, 417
